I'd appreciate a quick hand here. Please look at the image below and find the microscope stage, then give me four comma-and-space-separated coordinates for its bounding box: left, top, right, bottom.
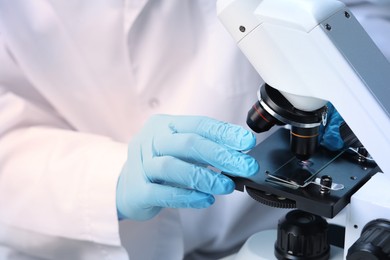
229, 128, 378, 218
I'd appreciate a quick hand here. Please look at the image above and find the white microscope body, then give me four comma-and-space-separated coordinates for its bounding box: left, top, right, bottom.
217, 0, 390, 259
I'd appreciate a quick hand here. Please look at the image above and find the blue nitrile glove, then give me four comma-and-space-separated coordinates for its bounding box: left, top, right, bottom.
116, 115, 259, 221
319, 103, 345, 151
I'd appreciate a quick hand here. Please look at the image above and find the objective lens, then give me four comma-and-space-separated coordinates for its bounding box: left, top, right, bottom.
291, 126, 319, 161
246, 101, 282, 133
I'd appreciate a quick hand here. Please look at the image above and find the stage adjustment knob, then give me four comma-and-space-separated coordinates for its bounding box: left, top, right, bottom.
347, 219, 390, 260
274, 210, 330, 260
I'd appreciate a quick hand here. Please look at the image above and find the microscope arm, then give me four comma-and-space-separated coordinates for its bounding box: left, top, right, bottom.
217, 0, 390, 176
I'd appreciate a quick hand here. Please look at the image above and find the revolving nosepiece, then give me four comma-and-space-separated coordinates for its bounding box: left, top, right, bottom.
246, 84, 326, 160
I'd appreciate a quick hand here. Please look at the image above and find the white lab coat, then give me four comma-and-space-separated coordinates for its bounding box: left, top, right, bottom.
0, 1, 389, 259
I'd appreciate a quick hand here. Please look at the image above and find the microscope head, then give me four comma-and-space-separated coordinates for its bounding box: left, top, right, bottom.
247, 83, 327, 160
217, 0, 337, 161
217, 0, 390, 174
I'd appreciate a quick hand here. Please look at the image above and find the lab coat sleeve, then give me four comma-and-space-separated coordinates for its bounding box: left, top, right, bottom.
0, 40, 127, 254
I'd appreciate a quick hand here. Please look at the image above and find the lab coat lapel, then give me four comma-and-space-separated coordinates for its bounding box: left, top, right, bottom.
0, 1, 141, 139
124, 0, 149, 33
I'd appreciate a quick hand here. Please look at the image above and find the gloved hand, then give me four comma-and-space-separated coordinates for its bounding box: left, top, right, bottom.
116, 115, 259, 221
319, 102, 345, 151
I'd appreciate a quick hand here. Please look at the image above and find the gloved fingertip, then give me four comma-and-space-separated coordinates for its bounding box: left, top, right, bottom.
214, 122, 256, 150
223, 153, 259, 178
320, 123, 345, 151
250, 159, 260, 175
117, 209, 126, 221
223, 178, 236, 193
321, 136, 345, 151
239, 130, 257, 150
240, 156, 260, 177
193, 195, 215, 208
212, 176, 235, 195
206, 195, 216, 205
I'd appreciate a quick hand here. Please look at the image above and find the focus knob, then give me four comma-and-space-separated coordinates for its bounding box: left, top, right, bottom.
347, 219, 390, 260
274, 210, 330, 260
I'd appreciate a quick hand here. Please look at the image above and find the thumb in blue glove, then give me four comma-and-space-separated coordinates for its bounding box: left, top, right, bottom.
319, 102, 345, 151
116, 115, 259, 221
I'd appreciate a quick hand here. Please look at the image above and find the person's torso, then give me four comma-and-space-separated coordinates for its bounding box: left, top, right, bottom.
0, 0, 262, 143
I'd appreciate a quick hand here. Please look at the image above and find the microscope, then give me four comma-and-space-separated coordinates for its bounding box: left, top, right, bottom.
218, 0, 390, 259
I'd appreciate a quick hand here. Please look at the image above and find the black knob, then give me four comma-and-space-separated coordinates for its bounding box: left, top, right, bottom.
320, 175, 333, 195
347, 219, 390, 260
274, 210, 330, 260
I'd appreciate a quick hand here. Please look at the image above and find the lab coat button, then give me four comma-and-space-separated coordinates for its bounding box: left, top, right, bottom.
148, 98, 160, 108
